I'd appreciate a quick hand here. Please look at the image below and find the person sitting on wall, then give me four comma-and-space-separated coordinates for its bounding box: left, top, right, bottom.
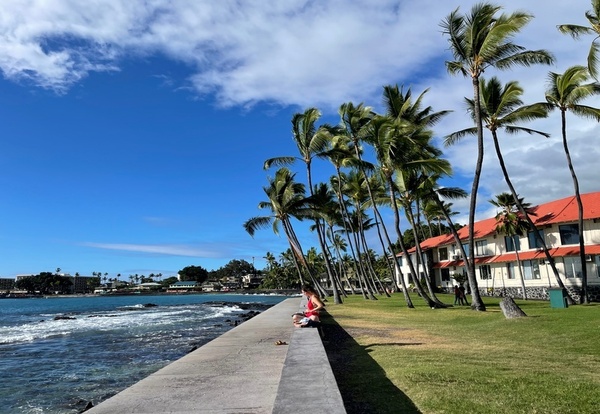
301, 284, 325, 318
292, 312, 320, 328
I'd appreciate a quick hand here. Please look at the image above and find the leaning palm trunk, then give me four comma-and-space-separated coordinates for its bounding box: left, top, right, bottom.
490, 130, 573, 300
387, 183, 437, 307
560, 111, 588, 303
430, 190, 474, 292
359, 227, 389, 296
283, 219, 325, 294
312, 216, 342, 303
406, 204, 447, 306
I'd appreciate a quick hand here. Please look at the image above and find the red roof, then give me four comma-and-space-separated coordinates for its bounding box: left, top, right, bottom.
488, 245, 600, 263
418, 191, 600, 251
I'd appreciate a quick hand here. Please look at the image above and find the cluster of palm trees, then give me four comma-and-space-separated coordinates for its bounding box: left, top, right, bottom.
245, 1, 600, 308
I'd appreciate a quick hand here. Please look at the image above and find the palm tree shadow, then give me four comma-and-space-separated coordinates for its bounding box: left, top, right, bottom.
322, 320, 422, 414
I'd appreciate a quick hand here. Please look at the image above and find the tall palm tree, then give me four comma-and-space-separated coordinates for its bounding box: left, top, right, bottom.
441, 2, 554, 311
446, 76, 570, 295
264, 108, 338, 301
544, 65, 600, 304
341, 169, 379, 299
244, 167, 314, 285
558, 0, 600, 79
490, 192, 535, 300
377, 85, 452, 307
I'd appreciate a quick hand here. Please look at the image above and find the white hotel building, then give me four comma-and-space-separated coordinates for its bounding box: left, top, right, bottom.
395, 192, 600, 302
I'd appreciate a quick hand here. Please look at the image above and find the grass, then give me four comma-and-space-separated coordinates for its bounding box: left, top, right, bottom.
321, 293, 600, 414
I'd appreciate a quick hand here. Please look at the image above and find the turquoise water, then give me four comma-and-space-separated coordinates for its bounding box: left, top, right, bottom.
0, 293, 286, 413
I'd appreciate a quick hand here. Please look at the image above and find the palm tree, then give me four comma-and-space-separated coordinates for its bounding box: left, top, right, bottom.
544, 65, 600, 303
376, 85, 452, 307
446, 76, 570, 295
558, 0, 600, 79
441, 2, 554, 311
341, 169, 379, 300
264, 108, 339, 302
244, 167, 315, 286
490, 192, 535, 300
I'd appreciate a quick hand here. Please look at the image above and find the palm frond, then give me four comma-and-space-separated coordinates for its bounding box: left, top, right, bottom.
444, 127, 477, 146
557, 24, 595, 38
263, 156, 297, 170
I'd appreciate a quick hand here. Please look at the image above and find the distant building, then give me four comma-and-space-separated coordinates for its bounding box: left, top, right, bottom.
201, 281, 222, 292
137, 282, 160, 290
70, 275, 98, 294
167, 281, 201, 292
0, 278, 15, 291
241, 274, 263, 289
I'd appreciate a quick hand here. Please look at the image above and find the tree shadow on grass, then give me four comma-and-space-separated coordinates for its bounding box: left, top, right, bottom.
322, 319, 422, 414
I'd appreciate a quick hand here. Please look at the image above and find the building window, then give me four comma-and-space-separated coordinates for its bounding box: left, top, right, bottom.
462, 243, 469, 258
505, 235, 520, 252
475, 240, 488, 256
527, 229, 545, 249
479, 265, 491, 280
564, 256, 582, 278
523, 260, 541, 280
507, 263, 515, 279
441, 268, 450, 282
559, 224, 580, 245
439, 247, 448, 261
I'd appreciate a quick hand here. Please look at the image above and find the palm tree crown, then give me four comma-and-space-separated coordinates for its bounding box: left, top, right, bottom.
557, 0, 600, 79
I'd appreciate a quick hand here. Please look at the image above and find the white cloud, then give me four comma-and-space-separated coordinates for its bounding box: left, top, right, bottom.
1, 0, 599, 221
81, 242, 222, 258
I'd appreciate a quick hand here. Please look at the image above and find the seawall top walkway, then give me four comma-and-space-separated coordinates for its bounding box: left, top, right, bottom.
86, 297, 344, 414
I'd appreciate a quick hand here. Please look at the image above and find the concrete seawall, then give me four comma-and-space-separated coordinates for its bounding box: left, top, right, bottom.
86, 297, 345, 414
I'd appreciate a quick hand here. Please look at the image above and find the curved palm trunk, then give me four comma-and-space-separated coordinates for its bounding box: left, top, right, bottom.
359, 224, 390, 297
306, 163, 341, 303
406, 202, 447, 306
353, 207, 377, 300
334, 168, 366, 296
315, 218, 342, 303
513, 236, 528, 300
386, 179, 435, 307
467, 77, 487, 311
560, 110, 588, 304
374, 219, 402, 293
378, 186, 413, 306
430, 190, 473, 290
490, 130, 572, 300
283, 218, 327, 294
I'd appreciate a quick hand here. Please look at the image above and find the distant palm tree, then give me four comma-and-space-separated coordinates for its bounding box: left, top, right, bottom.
490, 192, 535, 300
441, 2, 554, 311
244, 167, 314, 285
558, 0, 600, 79
543, 65, 600, 303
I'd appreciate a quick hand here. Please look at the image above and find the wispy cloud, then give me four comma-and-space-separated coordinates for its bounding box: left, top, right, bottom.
81, 242, 221, 258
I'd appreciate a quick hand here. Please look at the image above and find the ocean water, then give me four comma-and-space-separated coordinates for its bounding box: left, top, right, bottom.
0, 293, 286, 414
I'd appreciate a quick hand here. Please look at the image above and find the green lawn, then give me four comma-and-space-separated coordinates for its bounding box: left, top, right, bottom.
322, 293, 600, 414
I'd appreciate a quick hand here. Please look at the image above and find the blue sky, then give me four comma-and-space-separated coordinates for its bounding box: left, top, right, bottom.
1, 0, 599, 278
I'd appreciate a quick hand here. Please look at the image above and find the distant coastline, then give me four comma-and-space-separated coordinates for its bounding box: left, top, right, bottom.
0, 289, 301, 299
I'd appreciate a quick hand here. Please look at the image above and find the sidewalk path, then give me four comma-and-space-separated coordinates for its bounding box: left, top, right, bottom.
87, 297, 300, 414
